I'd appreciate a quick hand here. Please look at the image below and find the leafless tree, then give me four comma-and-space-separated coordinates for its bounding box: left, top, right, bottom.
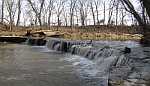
27, 0, 45, 26
78, 0, 88, 26
55, 0, 66, 26
120, 6, 126, 25
103, 1, 106, 25
120, 0, 150, 44
48, 0, 55, 27
75, 7, 79, 25
1, 0, 4, 23
16, 0, 21, 26
69, 0, 77, 26
90, 1, 96, 25
62, 5, 68, 26
6, 0, 17, 31
94, 0, 100, 25
141, 0, 150, 19
120, 0, 144, 26
115, 0, 119, 25
108, 0, 115, 25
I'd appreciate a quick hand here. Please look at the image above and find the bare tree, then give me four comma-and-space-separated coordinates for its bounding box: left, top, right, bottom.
6, 0, 16, 31
115, 0, 119, 25
48, 0, 55, 27
69, 0, 77, 26
1, 0, 4, 23
94, 0, 99, 25
120, 6, 126, 25
63, 12, 68, 26
79, 1, 85, 26
140, 0, 147, 24
55, 0, 66, 27
120, 0, 150, 44
75, 7, 79, 25
16, 0, 21, 26
103, 1, 106, 25
141, 0, 150, 19
27, 0, 45, 26
78, 0, 88, 26
62, 5, 68, 26
90, 1, 96, 25
108, 0, 115, 25
120, 0, 144, 26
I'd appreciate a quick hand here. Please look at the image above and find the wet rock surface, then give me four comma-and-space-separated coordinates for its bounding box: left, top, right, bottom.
47, 38, 150, 86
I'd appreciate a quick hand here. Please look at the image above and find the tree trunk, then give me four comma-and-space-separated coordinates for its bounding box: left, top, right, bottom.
95, 1, 99, 24
39, 0, 45, 26
140, 26, 150, 46
64, 13, 68, 26
70, 13, 73, 26
16, 0, 21, 26
115, 1, 119, 25
121, 0, 150, 46
142, 1, 150, 45
9, 12, 12, 31
103, 2, 106, 25
27, 0, 45, 26
70, 0, 77, 26
142, 0, 150, 19
90, 2, 96, 25
48, 11, 52, 27
1, 0, 4, 23
108, 0, 115, 25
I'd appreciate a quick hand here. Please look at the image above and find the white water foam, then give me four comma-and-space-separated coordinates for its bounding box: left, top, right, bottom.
65, 54, 108, 86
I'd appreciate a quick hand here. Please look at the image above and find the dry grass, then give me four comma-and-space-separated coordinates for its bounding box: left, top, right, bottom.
0, 25, 142, 41
62, 32, 142, 41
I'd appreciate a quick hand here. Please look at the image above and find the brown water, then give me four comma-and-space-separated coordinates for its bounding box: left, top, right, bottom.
0, 43, 85, 86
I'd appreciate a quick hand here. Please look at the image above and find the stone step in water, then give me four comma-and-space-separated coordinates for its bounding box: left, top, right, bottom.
0, 36, 27, 43
46, 38, 150, 86
46, 38, 131, 77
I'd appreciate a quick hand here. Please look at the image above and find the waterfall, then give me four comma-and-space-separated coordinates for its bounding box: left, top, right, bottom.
46, 38, 132, 86
46, 38, 129, 67
46, 38, 132, 75
25, 36, 47, 46
47, 39, 150, 86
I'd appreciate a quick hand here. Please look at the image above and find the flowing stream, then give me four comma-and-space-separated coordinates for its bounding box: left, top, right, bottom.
0, 40, 150, 86
0, 43, 83, 86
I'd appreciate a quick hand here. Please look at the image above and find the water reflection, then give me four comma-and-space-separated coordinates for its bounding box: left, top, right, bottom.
0, 44, 16, 63
0, 41, 149, 86
0, 43, 83, 86
64, 41, 150, 86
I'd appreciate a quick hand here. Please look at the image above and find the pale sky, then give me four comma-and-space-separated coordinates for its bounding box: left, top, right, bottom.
0, 0, 141, 26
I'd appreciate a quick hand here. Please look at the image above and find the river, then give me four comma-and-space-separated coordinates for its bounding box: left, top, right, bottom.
0, 41, 149, 86
0, 43, 85, 86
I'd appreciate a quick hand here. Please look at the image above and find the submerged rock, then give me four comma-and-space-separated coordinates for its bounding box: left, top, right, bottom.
123, 47, 131, 54
27, 38, 47, 46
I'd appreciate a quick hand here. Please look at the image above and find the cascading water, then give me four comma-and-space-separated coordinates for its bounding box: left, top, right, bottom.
46, 38, 150, 86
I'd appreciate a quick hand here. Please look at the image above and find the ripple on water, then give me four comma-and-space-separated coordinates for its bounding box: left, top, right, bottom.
65, 54, 108, 86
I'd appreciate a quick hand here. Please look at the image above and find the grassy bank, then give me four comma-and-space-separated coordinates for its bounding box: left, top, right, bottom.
63, 32, 142, 41
0, 25, 142, 41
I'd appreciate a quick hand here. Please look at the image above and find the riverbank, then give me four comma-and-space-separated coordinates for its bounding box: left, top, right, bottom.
0, 26, 142, 41
63, 32, 142, 41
